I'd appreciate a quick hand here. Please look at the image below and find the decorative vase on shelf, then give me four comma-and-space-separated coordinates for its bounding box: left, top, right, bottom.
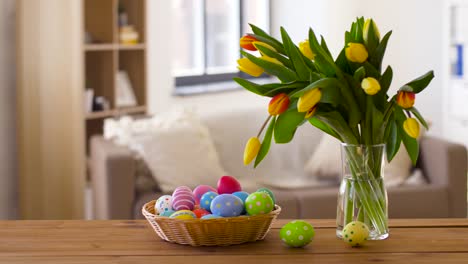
336, 144, 389, 240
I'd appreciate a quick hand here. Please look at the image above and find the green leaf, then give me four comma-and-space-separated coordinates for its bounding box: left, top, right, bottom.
335, 48, 351, 74
408, 107, 429, 130
274, 109, 305, 144
363, 62, 381, 79
233, 77, 270, 96
385, 120, 401, 162
353, 66, 366, 82
290, 77, 339, 98
309, 117, 342, 141
364, 18, 379, 55
255, 44, 293, 69
368, 31, 392, 72
248, 24, 285, 54
315, 111, 359, 144
399, 71, 435, 93
308, 29, 336, 77
241, 51, 297, 82
280, 27, 310, 81
264, 82, 307, 97
320, 36, 333, 58
380, 66, 393, 94
254, 117, 276, 168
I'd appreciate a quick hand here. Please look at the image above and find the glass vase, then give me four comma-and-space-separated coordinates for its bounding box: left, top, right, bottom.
336, 144, 389, 240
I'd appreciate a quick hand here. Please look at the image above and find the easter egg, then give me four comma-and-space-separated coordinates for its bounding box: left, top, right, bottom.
217, 176, 242, 194
201, 214, 222, 220
280, 220, 315, 248
257, 187, 276, 205
159, 210, 175, 217
155, 195, 173, 214
245, 192, 274, 216
169, 210, 196, 219
342, 221, 369, 247
172, 186, 195, 211
200, 191, 218, 212
210, 194, 244, 217
232, 191, 249, 203
193, 185, 217, 204
193, 208, 210, 218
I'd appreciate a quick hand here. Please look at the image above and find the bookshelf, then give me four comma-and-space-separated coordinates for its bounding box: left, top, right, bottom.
83, 0, 147, 150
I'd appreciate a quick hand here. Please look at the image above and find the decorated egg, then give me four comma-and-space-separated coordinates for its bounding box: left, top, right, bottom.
245, 192, 274, 216
232, 191, 249, 203
159, 210, 175, 217
155, 195, 173, 214
192, 208, 210, 218
257, 187, 276, 205
280, 220, 315, 248
210, 194, 244, 217
169, 210, 196, 219
172, 186, 195, 211
342, 221, 369, 247
217, 176, 242, 194
201, 214, 222, 220
200, 191, 218, 212
193, 185, 217, 204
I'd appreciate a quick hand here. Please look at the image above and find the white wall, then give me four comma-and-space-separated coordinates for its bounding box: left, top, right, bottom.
0, 0, 17, 219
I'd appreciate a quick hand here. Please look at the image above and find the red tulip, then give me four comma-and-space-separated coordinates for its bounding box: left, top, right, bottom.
240, 35, 258, 51
268, 93, 290, 116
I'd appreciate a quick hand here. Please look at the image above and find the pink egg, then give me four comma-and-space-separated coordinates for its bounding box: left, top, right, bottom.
217, 176, 242, 194
172, 186, 195, 211
193, 185, 217, 204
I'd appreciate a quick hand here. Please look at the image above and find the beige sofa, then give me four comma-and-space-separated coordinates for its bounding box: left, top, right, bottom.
90, 108, 468, 220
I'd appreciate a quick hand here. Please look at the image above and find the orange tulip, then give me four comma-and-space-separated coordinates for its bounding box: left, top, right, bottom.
396, 91, 415, 109
240, 35, 258, 51
268, 93, 290, 116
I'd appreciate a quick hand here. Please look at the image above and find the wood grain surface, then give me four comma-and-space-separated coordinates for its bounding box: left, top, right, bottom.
0, 219, 467, 263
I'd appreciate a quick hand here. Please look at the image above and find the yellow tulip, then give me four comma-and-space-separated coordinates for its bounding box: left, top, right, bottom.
361, 77, 381, 95
260, 55, 283, 66
363, 19, 380, 45
297, 88, 321, 112
345, 43, 368, 63
403, 118, 420, 139
396, 91, 416, 109
243, 137, 261, 165
304, 105, 318, 119
299, 40, 315, 60
253, 41, 276, 55
237, 57, 264, 77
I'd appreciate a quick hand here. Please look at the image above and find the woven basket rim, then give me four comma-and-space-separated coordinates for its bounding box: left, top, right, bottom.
142, 200, 281, 222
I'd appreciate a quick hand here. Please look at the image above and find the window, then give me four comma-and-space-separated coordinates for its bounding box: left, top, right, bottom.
171, 0, 270, 94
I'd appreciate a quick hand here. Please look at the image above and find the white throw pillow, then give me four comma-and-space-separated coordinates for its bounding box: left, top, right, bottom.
304, 134, 414, 186
104, 108, 226, 192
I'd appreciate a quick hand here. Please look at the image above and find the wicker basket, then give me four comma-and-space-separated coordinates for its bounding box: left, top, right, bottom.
142, 200, 281, 246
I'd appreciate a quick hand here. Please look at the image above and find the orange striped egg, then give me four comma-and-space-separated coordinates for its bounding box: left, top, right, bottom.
172, 186, 195, 211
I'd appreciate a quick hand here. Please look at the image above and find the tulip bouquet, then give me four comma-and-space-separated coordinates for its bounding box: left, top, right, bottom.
236, 18, 434, 239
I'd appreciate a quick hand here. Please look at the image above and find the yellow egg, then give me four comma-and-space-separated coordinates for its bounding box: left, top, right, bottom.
169, 210, 196, 219
342, 221, 369, 247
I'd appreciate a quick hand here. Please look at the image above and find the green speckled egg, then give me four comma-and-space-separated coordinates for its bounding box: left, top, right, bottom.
279, 220, 315, 247
245, 192, 274, 216
256, 187, 276, 205
342, 221, 369, 247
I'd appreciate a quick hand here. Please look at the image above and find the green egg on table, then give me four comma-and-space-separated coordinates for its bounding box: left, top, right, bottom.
342, 221, 369, 247
256, 187, 276, 205
245, 191, 274, 216
280, 220, 315, 248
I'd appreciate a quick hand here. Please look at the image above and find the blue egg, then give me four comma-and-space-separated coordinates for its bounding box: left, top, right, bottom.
159, 210, 175, 217
210, 194, 244, 217
232, 191, 249, 203
201, 214, 222, 220
200, 191, 218, 212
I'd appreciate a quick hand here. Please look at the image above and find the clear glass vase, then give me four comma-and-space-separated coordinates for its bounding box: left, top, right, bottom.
336, 144, 389, 240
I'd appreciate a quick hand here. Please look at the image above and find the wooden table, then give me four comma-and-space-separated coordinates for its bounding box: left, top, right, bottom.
1, 219, 468, 263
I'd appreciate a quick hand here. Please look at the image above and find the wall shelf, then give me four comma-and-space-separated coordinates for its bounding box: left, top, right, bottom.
85, 106, 147, 120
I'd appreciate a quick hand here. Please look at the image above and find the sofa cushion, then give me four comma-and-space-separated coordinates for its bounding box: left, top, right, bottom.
303, 134, 416, 186
104, 108, 226, 192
